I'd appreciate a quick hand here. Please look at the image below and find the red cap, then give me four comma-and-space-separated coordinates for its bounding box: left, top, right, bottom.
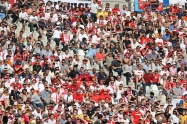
39, 7, 44, 11
83, 58, 88, 62
73, 29, 77, 34
181, 62, 185, 65
163, 66, 168, 69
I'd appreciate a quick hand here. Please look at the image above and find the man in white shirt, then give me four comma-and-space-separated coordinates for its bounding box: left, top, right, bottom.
131, 39, 143, 50
64, 90, 73, 106
19, 7, 28, 28
32, 106, 42, 119
52, 26, 62, 46
78, 29, 88, 42
28, 11, 38, 32
90, 0, 98, 22
48, 114, 56, 124
45, 8, 51, 20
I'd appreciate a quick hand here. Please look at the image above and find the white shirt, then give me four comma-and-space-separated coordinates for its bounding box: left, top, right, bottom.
78, 63, 89, 70
52, 14, 58, 23
134, 69, 144, 77
1, 64, 14, 72
63, 94, 73, 103
51, 92, 60, 103
52, 30, 61, 39
170, 114, 179, 124
53, 104, 65, 111
125, 11, 131, 17
55, 4, 59, 10
155, 38, 163, 46
45, 12, 50, 20
131, 42, 142, 49
116, 89, 123, 99
32, 110, 42, 119
48, 119, 56, 124
160, 70, 169, 76
29, 15, 38, 22
91, 35, 98, 44
78, 33, 88, 41
38, 83, 44, 92
45, 75, 52, 85
62, 54, 69, 60
97, 19, 107, 25
115, 80, 123, 87
19, 12, 28, 19
90, 2, 98, 13
31, 82, 39, 91
107, 85, 116, 94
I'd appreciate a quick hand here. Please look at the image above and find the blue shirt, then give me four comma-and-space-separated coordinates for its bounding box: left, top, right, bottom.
163, 34, 170, 41
120, 9, 126, 15
40, 90, 50, 101
87, 47, 96, 57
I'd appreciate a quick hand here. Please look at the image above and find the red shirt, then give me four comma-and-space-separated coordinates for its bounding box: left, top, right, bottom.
140, 37, 150, 44
95, 52, 105, 61
54, 113, 59, 119
131, 111, 142, 123
171, 82, 176, 88
111, 8, 120, 14
179, 79, 185, 85
89, 93, 99, 103
68, 84, 80, 91
22, 114, 29, 123
79, 73, 92, 81
152, 73, 160, 83
143, 73, 153, 84
73, 93, 83, 102
11, 83, 22, 90
100, 94, 112, 101
36, 12, 45, 17
71, 17, 76, 23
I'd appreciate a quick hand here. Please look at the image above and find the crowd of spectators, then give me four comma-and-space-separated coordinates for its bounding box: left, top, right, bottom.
0, 0, 186, 123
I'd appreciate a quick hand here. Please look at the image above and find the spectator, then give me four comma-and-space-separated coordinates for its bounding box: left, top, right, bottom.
90, 0, 98, 22
30, 88, 44, 110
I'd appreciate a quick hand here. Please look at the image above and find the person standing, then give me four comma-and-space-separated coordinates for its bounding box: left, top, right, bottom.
90, 0, 98, 22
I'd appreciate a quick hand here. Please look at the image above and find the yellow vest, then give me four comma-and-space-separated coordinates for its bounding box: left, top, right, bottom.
97, 12, 104, 19
183, 100, 187, 108
180, 115, 187, 124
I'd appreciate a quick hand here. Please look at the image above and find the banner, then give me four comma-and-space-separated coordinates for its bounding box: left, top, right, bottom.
134, 0, 182, 12
134, 0, 144, 12
44, 0, 91, 8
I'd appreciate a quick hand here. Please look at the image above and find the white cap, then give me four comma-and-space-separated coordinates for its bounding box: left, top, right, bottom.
79, 25, 84, 29
56, 22, 60, 25
172, 62, 176, 65
14, 102, 18, 105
